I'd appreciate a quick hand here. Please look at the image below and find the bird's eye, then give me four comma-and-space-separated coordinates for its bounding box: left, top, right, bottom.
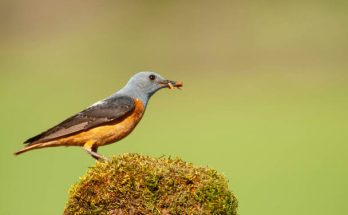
149, 74, 156, 80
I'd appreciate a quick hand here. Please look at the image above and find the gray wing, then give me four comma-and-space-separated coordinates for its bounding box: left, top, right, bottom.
25, 96, 135, 145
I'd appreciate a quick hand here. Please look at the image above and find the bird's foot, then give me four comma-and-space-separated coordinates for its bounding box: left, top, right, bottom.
85, 148, 110, 162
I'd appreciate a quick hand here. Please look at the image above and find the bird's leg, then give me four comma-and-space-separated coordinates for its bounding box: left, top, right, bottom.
83, 141, 110, 161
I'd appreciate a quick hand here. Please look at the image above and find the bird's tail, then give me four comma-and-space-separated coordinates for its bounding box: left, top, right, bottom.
14, 141, 58, 155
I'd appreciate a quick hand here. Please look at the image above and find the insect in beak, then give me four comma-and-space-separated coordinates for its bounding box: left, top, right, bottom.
161, 80, 183, 90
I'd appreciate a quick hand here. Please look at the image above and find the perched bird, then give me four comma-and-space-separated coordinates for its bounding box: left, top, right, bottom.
15, 72, 183, 160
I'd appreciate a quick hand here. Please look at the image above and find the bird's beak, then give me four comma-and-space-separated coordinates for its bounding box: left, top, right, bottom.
159, 80, 183, 90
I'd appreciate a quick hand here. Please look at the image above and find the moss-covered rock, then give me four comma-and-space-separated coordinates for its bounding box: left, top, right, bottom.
64, 153, 238, 215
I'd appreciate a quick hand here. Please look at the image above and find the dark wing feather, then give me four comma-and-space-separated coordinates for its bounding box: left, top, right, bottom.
25, 96, 135, 145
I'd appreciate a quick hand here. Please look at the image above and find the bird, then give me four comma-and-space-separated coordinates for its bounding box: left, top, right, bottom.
14, 71, 183, 160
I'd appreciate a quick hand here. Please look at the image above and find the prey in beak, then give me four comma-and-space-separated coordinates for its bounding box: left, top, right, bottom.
159, 80, 183, 90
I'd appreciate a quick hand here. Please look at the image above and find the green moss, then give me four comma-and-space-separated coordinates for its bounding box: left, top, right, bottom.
64, 153, 238, 215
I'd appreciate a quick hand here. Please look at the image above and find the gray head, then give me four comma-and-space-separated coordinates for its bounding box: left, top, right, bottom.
115, 71, 183, 105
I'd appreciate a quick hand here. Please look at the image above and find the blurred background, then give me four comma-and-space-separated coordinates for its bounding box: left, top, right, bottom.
1, 0, 347, 214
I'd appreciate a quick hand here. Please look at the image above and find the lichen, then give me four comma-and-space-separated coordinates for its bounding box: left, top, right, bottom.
64, 153, 238, 215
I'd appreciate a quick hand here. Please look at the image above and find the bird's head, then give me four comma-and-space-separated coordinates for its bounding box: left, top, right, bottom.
118, 71, 183, 104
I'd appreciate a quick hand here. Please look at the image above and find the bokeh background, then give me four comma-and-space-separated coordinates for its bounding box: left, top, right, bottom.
1, 1, 347, 214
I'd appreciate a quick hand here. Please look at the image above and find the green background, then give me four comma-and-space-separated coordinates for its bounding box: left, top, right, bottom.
1, 1, 347, 214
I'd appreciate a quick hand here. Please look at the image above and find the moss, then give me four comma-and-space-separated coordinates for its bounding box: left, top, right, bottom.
64, 153, 238, 215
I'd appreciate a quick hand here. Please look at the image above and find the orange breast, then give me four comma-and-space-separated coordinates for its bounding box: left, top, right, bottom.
59, 99, 145, 147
